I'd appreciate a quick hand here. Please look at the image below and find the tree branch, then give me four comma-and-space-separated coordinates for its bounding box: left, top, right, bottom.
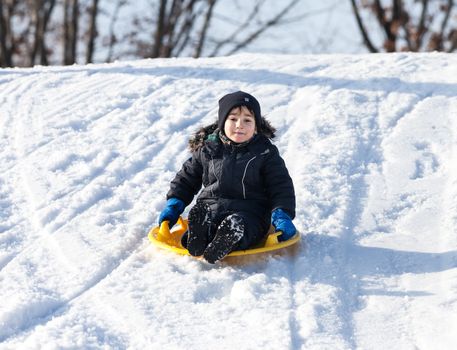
209, 0, 266, 57
105, 0, 125, 62
350, 0, 379, 53
193, 0, 217, 58
165, 0, 198, 57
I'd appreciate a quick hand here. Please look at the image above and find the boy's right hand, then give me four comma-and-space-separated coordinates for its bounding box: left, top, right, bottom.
271, 208, 296, 242
158, 198, 185, 228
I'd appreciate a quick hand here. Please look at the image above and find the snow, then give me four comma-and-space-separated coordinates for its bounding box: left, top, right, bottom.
1, 52, 457, 349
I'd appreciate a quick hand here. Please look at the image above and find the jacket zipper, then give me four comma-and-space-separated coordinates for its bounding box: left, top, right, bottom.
242, 156, 257, 199
210, 156, 219, 197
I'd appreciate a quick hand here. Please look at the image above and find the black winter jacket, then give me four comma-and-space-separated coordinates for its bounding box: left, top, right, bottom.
167, 122, 295, 232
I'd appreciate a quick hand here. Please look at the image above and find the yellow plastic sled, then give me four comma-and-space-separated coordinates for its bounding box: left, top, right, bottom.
148, 216, 300, 258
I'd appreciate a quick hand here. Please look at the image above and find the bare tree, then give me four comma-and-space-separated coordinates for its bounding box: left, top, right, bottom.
150, 0, 206, 58
135, 0, 304, 58
350, 0, 457, 52
85, 0, 98, 63
30, 0, 56, 66
0, 0, 17, 67
63, 0, 79, 64
0, 0, 348, 67
151, 0, 167, 57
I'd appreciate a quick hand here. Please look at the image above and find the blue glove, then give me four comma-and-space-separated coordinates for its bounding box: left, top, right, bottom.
158, 198, 185, 228
271, 208, 296, 242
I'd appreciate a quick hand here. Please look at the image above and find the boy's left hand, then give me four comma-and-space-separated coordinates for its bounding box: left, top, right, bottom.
158, 198, 185, 228
271, 208, 296, 242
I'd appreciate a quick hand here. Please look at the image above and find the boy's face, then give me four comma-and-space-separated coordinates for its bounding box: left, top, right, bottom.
224, 106, 256, 143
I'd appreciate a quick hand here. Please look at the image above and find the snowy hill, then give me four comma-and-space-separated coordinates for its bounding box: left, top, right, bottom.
1, 53, 457, 349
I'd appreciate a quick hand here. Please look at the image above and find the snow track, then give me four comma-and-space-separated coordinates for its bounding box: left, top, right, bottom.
1, 54, 457, 349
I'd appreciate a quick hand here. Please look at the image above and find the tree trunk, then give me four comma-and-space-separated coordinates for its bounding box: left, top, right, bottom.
30, 0, 56, 66
86, 0, 99, 63
152, 0, 167, 58
63, 0, 79, 65
0, 1, 13, 67
40, 0, 56, 65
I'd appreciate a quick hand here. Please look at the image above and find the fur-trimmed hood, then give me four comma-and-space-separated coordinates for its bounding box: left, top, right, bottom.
188, 117, 277, 152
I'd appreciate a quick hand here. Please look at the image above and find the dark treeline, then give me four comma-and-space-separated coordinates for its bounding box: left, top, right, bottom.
0, 0, 303, 67
0, 0, 455, 68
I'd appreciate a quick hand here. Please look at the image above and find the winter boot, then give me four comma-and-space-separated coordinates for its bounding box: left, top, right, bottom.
187, 202, 212, 256
180, 231, 189, 249
203, 214, 244, 264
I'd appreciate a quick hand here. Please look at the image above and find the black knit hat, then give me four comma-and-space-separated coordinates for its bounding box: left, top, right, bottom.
218, 91, 262, 130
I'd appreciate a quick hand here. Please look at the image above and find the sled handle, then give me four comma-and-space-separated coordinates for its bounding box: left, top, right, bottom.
157, 221, 171, 241
265, 231, 282, 247
158, 216, 187, 240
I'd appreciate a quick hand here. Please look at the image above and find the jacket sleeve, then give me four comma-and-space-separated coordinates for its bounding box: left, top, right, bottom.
166, 150, 203, 206
262, 145, 296, 219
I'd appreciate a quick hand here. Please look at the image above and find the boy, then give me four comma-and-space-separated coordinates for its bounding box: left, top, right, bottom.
159, 91, 296, 263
